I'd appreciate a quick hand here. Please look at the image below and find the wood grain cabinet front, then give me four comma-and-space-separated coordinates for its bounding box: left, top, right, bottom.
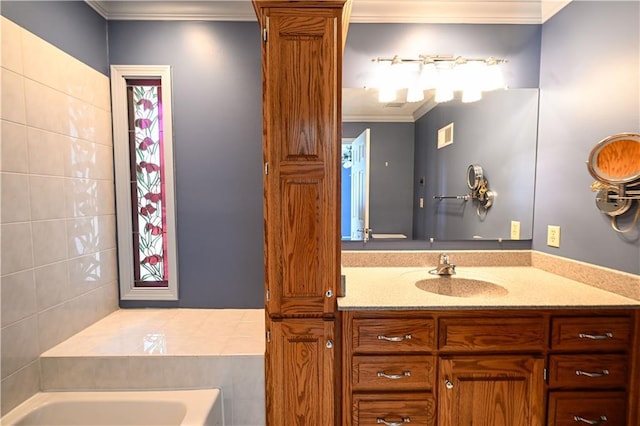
352, 393, 436, 426
547, 391, 627, 426
548, 354, 628, 389
547, 315, 634, 426
352, 355, 435, 391
550, 316, 632, 352
342, 310, 638, 426
352, 318, 435, 353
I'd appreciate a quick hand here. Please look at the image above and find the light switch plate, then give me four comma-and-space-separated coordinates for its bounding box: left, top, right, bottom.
510, 221, 520, 240
547, 225, 561, 247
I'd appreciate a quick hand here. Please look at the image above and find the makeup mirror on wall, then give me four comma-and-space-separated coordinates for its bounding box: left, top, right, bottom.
342, 88, 539, 243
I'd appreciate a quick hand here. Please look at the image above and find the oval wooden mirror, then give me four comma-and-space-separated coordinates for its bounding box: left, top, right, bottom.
587, 133, 640, 185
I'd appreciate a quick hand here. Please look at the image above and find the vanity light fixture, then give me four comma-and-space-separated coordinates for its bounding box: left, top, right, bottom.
372, 54, 507, 104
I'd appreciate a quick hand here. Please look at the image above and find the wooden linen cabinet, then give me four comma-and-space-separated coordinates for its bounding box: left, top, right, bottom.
252, 1, 352, 425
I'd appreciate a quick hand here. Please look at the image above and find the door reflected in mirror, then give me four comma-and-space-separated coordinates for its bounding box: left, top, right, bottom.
342, 129, 371, 241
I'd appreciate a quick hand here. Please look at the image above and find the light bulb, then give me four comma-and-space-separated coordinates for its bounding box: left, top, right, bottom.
406, 80, 425, 103
462, 89, 482, 103
378, 86, 397, 103
483, 63, 505, 91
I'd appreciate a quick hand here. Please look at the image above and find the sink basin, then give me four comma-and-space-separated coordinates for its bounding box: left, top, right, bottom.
415, 277, 508, 298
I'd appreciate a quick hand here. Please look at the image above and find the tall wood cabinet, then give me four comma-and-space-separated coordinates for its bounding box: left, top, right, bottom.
252, 1, 351, 424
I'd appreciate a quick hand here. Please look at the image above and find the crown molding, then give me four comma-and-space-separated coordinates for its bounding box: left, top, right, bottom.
85, 0, 571, 23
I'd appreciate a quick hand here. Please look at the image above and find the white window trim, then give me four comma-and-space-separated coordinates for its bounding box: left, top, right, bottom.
111, 65, 179, 300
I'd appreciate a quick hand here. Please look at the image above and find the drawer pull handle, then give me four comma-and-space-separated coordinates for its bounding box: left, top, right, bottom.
377, 334, 412, 342
377, 417, 411, 425
573, 415, 607, 424
575, 369, 609, 378
578, 332, 613, 340
377, 371, 411, 380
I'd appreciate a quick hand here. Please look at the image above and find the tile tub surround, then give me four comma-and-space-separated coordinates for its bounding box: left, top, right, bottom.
341, 250, 639, 301
40, 309, 266, 426
1, 17, 117, 415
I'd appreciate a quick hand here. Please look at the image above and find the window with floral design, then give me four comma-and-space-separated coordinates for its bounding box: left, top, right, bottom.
111, 66, 178, 300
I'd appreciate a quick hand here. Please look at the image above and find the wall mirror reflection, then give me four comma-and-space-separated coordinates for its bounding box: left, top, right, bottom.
342, 88, 539, 242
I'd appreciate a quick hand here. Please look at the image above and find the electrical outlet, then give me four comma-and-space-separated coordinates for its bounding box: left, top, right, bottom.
547, 225, 561, 248
510, 221, 521, 240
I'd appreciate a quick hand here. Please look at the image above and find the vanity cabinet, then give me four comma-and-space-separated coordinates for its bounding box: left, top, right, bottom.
547, 315, 633, 426
342, 309, 639, 426
253, 1, 351, 425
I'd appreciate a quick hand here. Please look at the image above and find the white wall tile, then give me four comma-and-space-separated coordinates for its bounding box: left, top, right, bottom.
35, 261, 70, 310
1, 68, 26, 124
1, 17, 24, 74
32, 219, 68, 267
21, 27, 66, 94
24, 79, 69, 135
67, 217, 100, 258
1, 120, 29, 173
0, 361, 39, 417
0, 19, 117, 413
27, 127, 67, 176
65, 178, 99, 217
64, 138, 95, 179
96, 180, 116, 215
1, 172, 31, 223
29, 176, 66, 220
1, 222, 33, 275
1, 270, 37, 327
1, 315, 40, 379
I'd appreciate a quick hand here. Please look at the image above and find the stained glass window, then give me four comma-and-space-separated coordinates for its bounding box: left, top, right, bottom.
126, 79, 168, 288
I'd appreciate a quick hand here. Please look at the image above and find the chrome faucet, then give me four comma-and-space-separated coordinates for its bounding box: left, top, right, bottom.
430, 253, 456, 275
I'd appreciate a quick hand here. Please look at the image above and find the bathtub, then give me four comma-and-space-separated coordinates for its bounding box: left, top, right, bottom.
1, 389, 223, 426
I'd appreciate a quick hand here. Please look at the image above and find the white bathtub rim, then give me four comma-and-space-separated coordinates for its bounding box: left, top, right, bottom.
0, 388, 224, 426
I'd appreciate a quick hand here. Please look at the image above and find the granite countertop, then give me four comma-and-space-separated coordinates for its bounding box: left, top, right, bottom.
338, 266, 640, 310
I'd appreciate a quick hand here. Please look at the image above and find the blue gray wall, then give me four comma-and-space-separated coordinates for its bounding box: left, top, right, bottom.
343, 122, 415, 238
0, 1, 108, 75
415, 89, 539, 241
3, 1, 638, 309
535, 1, 640, 274
108, 21, 264, 308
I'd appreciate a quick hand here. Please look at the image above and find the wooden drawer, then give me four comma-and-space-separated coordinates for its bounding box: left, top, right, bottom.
352, 318, 435, 353
551, 317, 631, 351
439, 317, 545, 351
353, 393, 435, 426
352, 355, 434, 391
548, 354, 628, 389
547, 391, 626, 426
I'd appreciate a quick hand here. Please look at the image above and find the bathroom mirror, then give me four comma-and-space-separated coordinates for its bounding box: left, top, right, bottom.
587, 133, 640, 185
342, 88, 539, 242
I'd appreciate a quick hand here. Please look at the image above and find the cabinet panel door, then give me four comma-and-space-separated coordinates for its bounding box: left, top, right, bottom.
439, 355, 544, 426
266, 318, 336, 426
263, 9, 341, 316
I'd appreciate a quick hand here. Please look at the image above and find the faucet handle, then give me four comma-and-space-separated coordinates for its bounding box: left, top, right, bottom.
439, 253, 450, 264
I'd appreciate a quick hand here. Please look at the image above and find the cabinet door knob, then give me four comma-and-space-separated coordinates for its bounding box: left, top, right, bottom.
325, 290, 333, 298
376, 417, 411, 426
573, 415, 607, 424
325, 340, 333, 349
445, 379, 454, 389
